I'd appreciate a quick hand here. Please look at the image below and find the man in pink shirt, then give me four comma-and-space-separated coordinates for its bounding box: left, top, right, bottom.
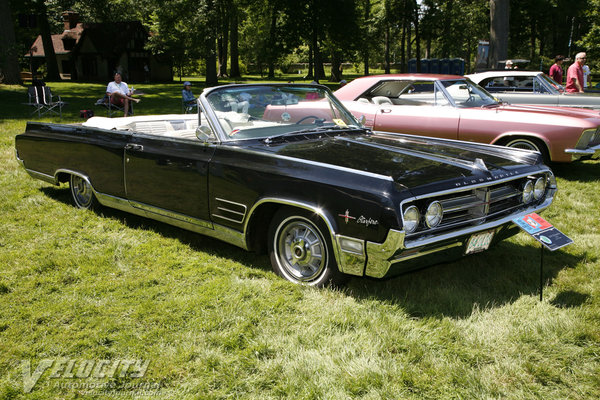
566, 52, 586, 93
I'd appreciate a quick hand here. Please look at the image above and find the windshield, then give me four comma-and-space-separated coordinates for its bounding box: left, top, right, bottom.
440, 79, 499, 108
204, 85, 361, 140
540, 73, 564, 94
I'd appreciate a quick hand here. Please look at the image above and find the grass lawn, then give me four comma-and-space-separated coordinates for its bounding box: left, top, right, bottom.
0, 79, 599, 399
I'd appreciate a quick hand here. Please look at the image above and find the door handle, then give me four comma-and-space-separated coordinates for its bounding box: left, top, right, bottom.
125, 144, 144, 151
381, 109, 392, 113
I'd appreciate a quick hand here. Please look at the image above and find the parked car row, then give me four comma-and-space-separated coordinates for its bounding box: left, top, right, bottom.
334, 74, 600, 164
15, 72, 597, 286
467, 70, 600, 110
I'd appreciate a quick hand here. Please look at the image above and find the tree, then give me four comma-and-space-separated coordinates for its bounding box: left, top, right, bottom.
578, 0, 600, 64
0, 0, 21, 84
489, 0, 509, 69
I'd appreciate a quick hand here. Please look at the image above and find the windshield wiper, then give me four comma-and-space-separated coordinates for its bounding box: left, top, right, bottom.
263, 125, 362, 144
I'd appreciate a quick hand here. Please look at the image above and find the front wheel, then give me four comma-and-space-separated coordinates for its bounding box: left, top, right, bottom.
69, 175, 99, 210
268, 208, 343, 287
504, 137, 551, 164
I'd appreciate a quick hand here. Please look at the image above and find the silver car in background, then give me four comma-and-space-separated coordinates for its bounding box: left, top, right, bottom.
467, 70, 600, 110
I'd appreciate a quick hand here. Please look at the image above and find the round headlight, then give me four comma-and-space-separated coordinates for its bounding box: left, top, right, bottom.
522, 180, 534, 203
425, 201, 443, 228
533, 177, 546, 200
403, 205, 420, 233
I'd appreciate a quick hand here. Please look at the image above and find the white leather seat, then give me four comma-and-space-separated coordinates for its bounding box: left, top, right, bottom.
372, 96, 393, 105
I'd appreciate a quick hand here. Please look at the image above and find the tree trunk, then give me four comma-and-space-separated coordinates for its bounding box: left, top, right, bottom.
229, 8, 240, 78
400, 20, 406, 72
306, 43, 314, 80
362, 0, 370, 76
0, 0, 21, 84
384, 25, 390, 74
218, 12, 229, 77
205, 47, 218, 86
36, 0, 60, 81
267, 7, 277, 79
489, 0, 509, 69
441, 0, 454, 58
413, 0, 421, 72
313, 30, 324, 82
529, 11, 536, 64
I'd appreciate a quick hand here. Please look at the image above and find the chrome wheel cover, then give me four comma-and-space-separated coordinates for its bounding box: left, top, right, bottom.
506, 139, 539, 152
274, 217, 327, 283
70, 175, 93, 208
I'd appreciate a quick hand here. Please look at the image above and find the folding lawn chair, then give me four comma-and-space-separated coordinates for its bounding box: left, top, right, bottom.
95, 94, 134, 117
182, 98, 197, 114
24, 85, 66, 118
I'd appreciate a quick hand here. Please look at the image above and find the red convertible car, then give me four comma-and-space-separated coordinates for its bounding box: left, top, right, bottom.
335, 74, 600, 163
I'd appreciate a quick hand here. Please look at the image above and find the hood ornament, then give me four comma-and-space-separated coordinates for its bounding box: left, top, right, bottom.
473, 158, 488, 171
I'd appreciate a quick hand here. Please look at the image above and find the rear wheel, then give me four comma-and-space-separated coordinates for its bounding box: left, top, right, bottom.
69, 175, 99, 210
268, 208, 343, 287
504, 137, 550, 164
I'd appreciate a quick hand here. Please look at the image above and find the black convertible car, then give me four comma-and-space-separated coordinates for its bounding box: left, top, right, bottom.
15, 83, 557, 286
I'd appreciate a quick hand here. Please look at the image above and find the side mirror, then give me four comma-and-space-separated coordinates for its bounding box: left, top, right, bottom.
196, 125, 213, 142
358, 115, 367, 126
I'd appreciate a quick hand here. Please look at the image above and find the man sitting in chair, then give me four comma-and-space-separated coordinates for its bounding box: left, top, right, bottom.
106, 73, 140, 116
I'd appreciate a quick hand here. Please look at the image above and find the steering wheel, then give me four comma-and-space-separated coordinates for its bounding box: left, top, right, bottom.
296, 115, 324, 125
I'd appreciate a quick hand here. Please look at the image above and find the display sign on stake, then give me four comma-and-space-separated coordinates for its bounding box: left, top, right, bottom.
512, 213, 573, 300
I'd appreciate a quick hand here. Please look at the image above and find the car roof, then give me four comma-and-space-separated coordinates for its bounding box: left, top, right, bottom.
334, 73, 467, 100
466, 70, 544, 79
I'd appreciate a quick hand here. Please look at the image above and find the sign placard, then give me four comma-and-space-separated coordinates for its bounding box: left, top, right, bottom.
512, 213, 573, 251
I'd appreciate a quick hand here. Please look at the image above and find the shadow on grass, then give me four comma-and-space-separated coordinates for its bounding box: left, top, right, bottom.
344, 241, 583, 319
40, 184, 585, 319
551, 159, 599, 183
40, 186, 272, 273
550, 290, 590, 308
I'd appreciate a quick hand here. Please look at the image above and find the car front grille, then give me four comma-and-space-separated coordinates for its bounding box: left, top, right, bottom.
589, 128, 600, 146
401, 172, 552, 239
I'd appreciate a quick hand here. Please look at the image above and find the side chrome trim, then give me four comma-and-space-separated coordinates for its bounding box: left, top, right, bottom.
212, 197, 248, 224
130, 201, 213, 229
25, 169, 57, 184
93, 192, 247, 250
15, 149, 25, 168
55, 168, 89, 183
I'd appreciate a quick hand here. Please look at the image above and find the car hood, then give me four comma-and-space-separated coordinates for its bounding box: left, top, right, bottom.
498, 103, 600, 119
255, 131, 542, 191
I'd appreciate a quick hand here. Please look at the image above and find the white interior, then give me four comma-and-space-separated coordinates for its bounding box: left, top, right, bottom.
83, 114, 201, 139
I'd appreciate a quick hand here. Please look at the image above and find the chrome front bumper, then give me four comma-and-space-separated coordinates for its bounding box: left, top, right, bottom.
565, 143, 600, 160
361, 195, 555, 279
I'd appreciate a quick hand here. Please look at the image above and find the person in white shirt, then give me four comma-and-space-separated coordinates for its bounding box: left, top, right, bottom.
106, 73, 139, 116
582, 64, 591, 89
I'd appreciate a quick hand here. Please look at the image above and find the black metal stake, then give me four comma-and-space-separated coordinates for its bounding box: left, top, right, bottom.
539, 244, 544, 301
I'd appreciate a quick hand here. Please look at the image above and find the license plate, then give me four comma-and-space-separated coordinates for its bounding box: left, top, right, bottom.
465, 230, 495, 254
